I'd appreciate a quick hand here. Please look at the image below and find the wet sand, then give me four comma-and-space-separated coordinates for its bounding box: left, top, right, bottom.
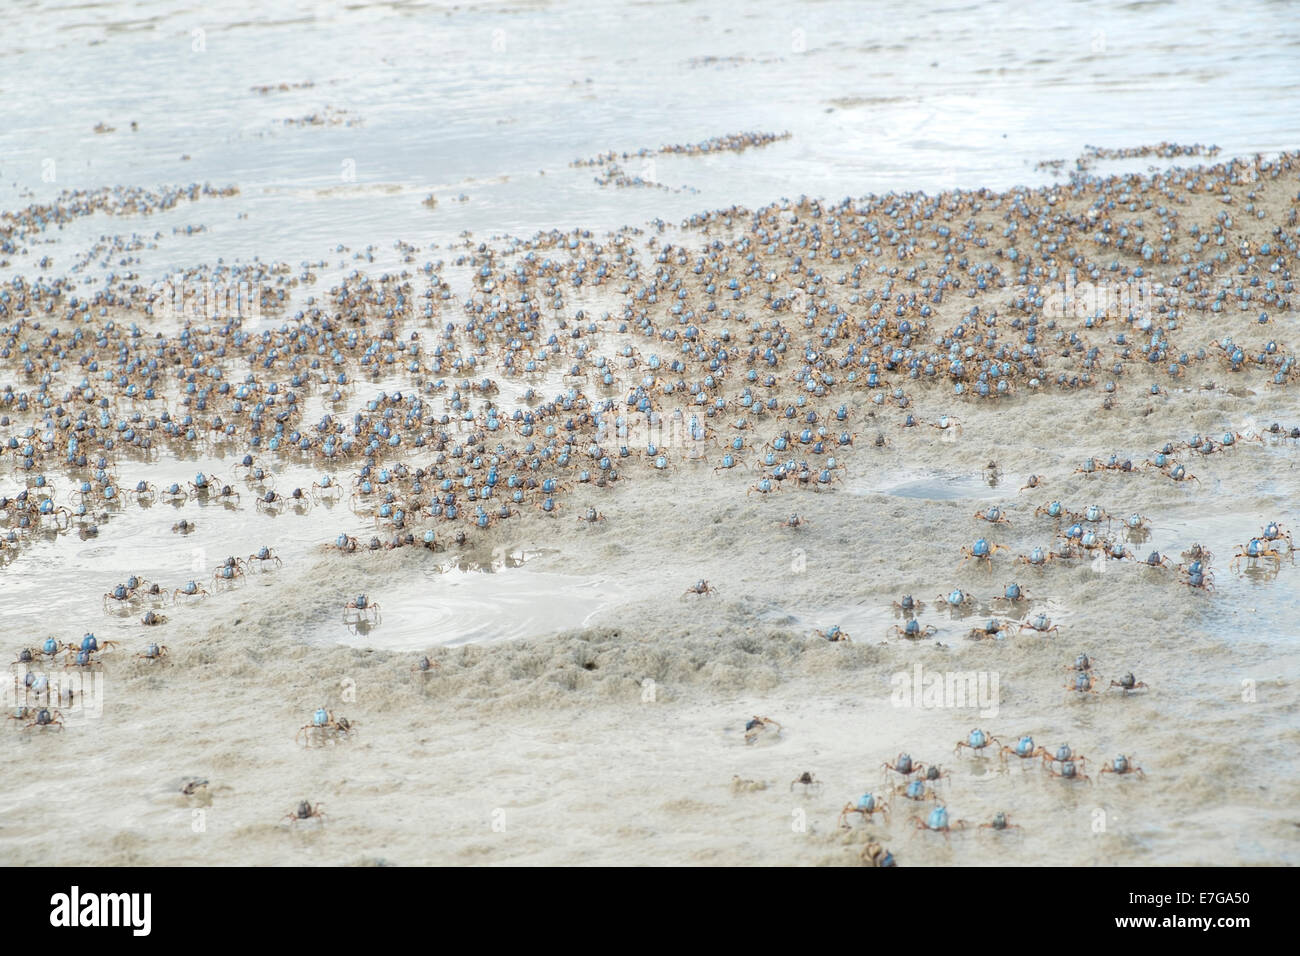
2, 152, 1299, 865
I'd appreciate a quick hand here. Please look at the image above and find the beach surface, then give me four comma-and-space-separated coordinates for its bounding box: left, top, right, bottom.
2, 161, 1299, 865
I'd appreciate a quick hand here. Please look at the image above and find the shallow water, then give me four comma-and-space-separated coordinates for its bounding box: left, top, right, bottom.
870, 470, 1020, 501
3, 0, 1299, 281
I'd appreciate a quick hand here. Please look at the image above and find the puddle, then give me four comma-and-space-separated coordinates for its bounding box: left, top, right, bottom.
1142, 508, 1299, 625
860, 472, 1024, 501
331, 565, 632, 651
0, 454, 355, 643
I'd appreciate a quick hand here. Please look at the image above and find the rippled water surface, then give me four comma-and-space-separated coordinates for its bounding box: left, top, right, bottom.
3, 0, 1298, 280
